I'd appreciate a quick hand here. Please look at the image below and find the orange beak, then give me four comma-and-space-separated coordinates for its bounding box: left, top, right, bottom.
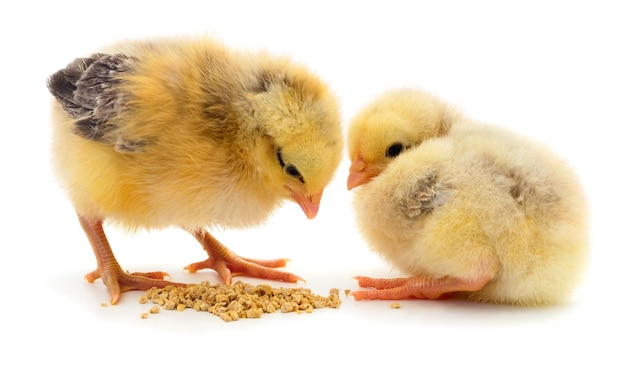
347, 155, 379, 190
289, 188, 323, 219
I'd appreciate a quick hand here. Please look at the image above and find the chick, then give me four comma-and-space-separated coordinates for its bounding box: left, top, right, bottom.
347, 88, 588, 305
47, 37, 343, 304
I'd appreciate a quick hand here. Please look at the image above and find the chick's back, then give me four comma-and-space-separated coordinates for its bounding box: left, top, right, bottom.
48, 37, 342, 230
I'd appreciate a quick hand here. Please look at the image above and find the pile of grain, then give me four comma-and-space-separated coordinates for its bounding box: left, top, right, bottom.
139, 280, 341, 322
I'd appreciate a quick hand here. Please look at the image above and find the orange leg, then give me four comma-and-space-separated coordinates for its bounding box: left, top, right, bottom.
79, 215, 185, 304
184, 228, 303, 284
352, 275, 490, 300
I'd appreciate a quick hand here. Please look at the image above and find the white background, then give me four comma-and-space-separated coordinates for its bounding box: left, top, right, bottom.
1, 1, 624, 376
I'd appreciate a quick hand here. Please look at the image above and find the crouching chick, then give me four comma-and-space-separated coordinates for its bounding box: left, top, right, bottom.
347, 88, 588, 305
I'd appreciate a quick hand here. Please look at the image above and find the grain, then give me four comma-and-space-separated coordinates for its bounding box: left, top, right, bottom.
391, 302, 401, 309
139, 281, 342, 322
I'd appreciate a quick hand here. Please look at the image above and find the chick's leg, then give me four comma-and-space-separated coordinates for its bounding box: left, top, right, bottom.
352, 275, 490, 300
184, 228, 303, 284
78, 215, 185, 304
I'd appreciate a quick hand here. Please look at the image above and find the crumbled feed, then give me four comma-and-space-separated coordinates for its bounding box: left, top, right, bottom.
141, 313, 149, 319
139, 281, 342, 322
100, 303, 108, 307
280, 301, 295, 313
391, 302, 401, 309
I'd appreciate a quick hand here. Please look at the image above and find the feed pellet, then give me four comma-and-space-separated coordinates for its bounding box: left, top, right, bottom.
139, 280, 342, 322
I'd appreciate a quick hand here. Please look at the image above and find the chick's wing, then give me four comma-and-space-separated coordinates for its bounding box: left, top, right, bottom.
47, 53, 141, 151
399, 170, 454, 218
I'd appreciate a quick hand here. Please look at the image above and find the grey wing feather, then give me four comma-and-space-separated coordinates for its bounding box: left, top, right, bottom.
47, 53, 134, 146
400, 172, 454, 218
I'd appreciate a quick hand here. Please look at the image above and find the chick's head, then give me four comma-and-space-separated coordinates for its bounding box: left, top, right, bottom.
347, 88, 456, 189
246, 63, 343, 219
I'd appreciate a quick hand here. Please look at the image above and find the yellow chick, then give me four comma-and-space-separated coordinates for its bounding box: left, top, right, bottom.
47, 37, 343, 304
347, 88, 588, 305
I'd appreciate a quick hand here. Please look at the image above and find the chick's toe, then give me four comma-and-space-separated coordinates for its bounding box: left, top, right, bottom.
85, 268, 179, 305
184, 229, 303, 284
352, 275, 490, 301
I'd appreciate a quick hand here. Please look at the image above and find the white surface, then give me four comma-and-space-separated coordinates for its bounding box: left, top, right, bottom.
1, 1, 623, 376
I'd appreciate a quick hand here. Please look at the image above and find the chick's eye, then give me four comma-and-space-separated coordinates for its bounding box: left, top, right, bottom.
285, 164, 304, 182
277, 149, 304, 183
386, 143, 405, 158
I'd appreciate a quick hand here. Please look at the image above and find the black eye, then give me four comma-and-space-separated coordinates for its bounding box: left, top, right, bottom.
386, 143, 404, 158
277, 149, 304, 183
285, 164, 304, 182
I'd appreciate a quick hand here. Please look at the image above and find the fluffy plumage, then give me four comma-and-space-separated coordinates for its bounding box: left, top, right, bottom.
47, 37, 343, 304
348, 88, 588, 305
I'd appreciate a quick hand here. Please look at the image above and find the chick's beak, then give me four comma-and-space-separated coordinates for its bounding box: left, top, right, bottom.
289, 188, 323, 219
347, 155, 379, 190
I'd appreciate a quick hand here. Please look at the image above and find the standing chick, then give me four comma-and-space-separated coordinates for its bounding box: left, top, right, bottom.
347, 88, 588, 305
47, 37, 343, 304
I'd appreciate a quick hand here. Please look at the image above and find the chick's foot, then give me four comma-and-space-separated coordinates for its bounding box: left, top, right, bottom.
84, 267, 184, 304
79, 215, 186, 305
352, 275, 490, 300
185, 228, 303, 284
